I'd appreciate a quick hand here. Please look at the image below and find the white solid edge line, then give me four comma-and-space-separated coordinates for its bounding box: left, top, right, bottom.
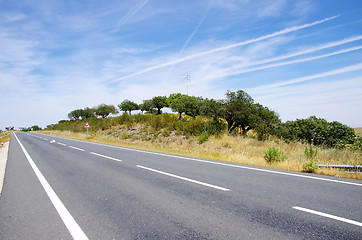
32, 133, 362, 187
69, 146, 85, 151
90, 152, 122, 162
137, 165, 230, 191
293, 206, 362, 227
14, 133, 89, 240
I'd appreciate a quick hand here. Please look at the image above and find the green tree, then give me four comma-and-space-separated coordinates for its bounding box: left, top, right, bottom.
68, 109, 83, 120
80, 107, 95, 119
169, 94, 202, 119
276, 116, 356, 148
200, 98, 224, 120
327, 120, 356, 148
68, 107, 95, 120
94, 104, 118, 118
168, 93, 183, 106
254, 104, 281, 140
184, 96, 202, 118
223, 90, 257, 135
118, 100, 139, 115
152, 96, 168, 115
140, 99, 154, 114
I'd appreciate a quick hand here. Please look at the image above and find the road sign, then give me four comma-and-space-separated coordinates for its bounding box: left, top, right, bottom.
84, 122, 90, 129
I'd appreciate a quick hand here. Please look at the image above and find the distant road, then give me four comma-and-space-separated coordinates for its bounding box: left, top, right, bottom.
0, 132, 361, 239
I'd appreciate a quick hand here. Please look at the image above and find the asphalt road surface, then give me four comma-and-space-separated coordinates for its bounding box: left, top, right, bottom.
0, 132, 361, 239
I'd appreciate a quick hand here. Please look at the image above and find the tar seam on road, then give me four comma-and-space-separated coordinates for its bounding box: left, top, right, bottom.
14, 133, 89, 240
137, 165, 231, 191
293, 206, 362, 227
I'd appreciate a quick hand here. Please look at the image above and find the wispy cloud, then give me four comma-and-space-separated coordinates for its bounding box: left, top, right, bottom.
109, 15, 338, 82
211, 45, 362, 80
248, 63, 362, 93
245, 35, 362, 67
251, 75, 362, 126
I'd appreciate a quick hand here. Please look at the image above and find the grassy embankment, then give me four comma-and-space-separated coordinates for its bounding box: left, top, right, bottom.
42, 116, 362, 180
0, 131, 11, 147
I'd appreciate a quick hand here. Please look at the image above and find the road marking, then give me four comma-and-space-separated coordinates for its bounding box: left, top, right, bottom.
57, 142, 67, 146
14, 133, 89, 240
90, 152, 122, 162
32, 133, 362, 187
69, 146, 85, 152
293, 206, 362, 227
137, 165, 230, 191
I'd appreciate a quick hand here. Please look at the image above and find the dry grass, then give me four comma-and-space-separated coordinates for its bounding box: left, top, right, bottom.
41, 129, 362, 180
0, 131, 11, 147
355, 127, 362, 137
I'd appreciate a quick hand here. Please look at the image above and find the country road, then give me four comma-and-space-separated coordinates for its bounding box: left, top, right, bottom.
0, 132, 361, 239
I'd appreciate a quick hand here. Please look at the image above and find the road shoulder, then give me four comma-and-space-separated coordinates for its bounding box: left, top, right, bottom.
0, 141, 10, 196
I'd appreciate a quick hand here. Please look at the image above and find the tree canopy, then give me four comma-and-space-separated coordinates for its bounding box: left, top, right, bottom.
94, 104, 118, 118
169, 94, 202, 119
119, 100, 139, 115
152, 96, 168, 115
277, 116, 356, 148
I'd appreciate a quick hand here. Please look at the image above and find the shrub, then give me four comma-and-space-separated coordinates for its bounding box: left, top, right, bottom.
161, 128, 171, 137
305, 146, 318, 160
121, 132, 132, 139
276, 116, 356, 148
198, 131, 210, 144
302, 160, 318, 173
264, 147, 287, 163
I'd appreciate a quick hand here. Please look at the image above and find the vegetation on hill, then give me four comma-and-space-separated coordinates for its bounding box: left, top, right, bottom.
50, 90, 361, 151
42, 89, 362, 179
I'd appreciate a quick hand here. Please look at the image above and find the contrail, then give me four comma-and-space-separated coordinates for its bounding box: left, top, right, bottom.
240, 35, 362, 69
165, 1, 212, 80
215, 37, 362, 78
247, 63, 362, 92
202, 45, 362, 80
117, 0, 150, 27
110, 15, 339, 82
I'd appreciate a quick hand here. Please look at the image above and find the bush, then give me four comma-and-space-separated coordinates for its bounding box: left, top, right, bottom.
305, 146, 318, 160
302, 160, 318, 173
264, 147, 287, 163
198, 131, 210, 144
276, 116, 356, 149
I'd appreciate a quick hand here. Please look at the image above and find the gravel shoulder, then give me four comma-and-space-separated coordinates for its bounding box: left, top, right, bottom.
0, 141, 10, 196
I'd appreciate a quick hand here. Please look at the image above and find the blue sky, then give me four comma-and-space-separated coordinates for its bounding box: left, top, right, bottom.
1, 0, 362, 129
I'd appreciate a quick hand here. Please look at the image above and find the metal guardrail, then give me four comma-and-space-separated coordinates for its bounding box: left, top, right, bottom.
317, 164, 362, 171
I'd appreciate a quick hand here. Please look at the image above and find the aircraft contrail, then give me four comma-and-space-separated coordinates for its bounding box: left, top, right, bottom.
117, 0, 150, 27
165, 1, 212, 80
209, 45, 362, 80
109, 15, 339, 82
247, 62, 362, 92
